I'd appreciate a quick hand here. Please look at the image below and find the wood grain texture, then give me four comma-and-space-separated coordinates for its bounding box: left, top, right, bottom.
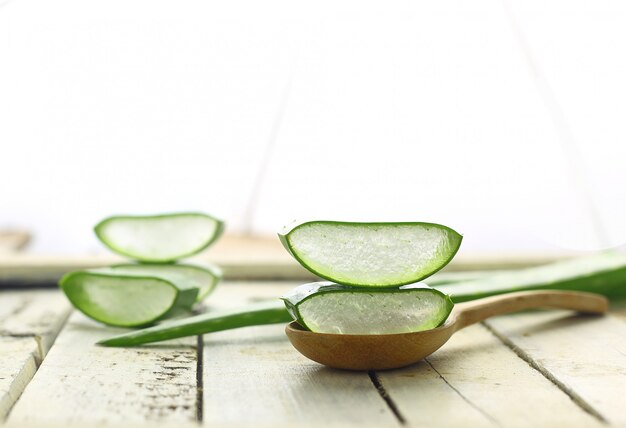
378, 323, 601, 427
0, 291, 71, 420
3, 281, 621, 427
0, 338, 38, 421
201, 281, 397, 427
485, 310, 626, 425
7, 312, 199, 424
202, 324, 397, 427
0, 291, 72, 357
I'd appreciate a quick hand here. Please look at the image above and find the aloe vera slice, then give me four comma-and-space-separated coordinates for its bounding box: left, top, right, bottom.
109, 262, 221, 302
279, 221, 462, 287
99, 253, 626, 346
281, 282, 453, 334
60, 269, 199, 327
94, 212, 224, 262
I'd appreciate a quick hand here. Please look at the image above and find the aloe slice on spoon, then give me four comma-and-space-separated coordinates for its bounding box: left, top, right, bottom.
98, 283, 453, 344
99, 252, 626, 347
95, 212, 224, 262
282, 282, 453, 334
60, 269, 200, 327
279, 221, 462, 287
109, 262, 222, 302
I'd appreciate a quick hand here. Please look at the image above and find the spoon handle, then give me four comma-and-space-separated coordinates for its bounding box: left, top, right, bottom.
454, 290, 608, 330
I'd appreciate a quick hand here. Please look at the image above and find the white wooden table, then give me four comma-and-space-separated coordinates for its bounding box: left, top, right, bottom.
2, 280, 626, 427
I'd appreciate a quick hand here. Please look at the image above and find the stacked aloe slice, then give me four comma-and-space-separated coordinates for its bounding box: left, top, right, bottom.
60, 213, 224, 327
279, 221, 462, 334
98, 226, 626, 347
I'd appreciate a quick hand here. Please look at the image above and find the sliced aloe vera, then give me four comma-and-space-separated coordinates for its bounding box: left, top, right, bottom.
100, 253, 626, 347
94, 212, 224, 262
279, 221, 462, 287
281, 282, 453, 334
109, 262, 221, 302
59, 269, 199, 327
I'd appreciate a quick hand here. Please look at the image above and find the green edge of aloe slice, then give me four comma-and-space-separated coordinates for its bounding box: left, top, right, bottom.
94, 212, 225, 263
59, 269, 199, 327
99, 252, 626, 347
281, 282, 454, 334
279, 220, 463, 287
110, 262, 222, 302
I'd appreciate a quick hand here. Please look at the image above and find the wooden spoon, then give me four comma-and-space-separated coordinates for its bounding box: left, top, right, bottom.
285, 290, 608, 371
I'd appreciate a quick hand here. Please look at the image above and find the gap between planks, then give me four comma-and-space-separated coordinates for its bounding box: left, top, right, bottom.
375, 322, 603, 427
481, 320, 608, 424
481, 309, 626, 426
6, 283, 621, 427
201, 281, 401, 427
7, 311, 199, 425
196, 335, 204, 423
0, 291, 73, 421
423, 359, 501, 427
198, 282, 610, 427
367, 371, 406, 425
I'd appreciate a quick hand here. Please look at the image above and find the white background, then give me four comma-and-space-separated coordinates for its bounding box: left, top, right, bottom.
1, 0, 625, 254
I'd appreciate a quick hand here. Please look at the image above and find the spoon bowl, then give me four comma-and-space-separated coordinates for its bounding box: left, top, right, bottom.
285, 290, 608, 370
286, 319, 456, 370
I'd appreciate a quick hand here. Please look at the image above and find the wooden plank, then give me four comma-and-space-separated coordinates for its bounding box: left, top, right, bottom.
201, 281, 398, 426
0, 290, 71, 421
0, 291, 73, 357
7, 312, 199, 424
484, 310, 626, 425
3, 281, 289, 424
202, 324, 397, 427
0, 338, 38, 421
378, 323, 601, 427
4, 423, 214, 428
